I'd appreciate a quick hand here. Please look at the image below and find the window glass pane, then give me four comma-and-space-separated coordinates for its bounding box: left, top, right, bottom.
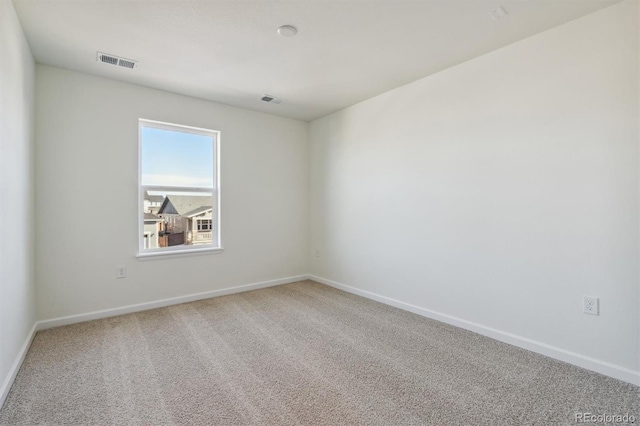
144, 190, 214, 248
141, 126, 214, 188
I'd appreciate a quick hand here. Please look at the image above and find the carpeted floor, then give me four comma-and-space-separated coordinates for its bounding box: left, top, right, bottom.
0, 280, 638, 425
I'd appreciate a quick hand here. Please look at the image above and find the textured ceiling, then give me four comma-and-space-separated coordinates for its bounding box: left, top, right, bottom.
13, 0, 620, 121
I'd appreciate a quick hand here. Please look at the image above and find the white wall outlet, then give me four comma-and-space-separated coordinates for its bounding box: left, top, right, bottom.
116, 265, 127, 279
583, 296, 599, 315
315, 249, 320, 258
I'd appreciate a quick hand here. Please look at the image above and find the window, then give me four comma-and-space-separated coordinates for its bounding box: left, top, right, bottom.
197, 219, 212, 231
138, 119, 220, 257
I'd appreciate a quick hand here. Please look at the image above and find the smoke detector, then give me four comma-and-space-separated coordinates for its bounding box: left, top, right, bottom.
96, 52, 138, 69
277, 25, 297, 37
260, 95, 286, 105
489, 6, 508, 20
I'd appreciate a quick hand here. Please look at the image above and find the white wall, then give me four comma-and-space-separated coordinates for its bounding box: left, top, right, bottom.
310, 0, 639, 379
0, 0, 36, 404
36, 66, 308, 320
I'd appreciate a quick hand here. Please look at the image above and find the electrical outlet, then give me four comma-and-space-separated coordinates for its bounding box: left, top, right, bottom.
116, 266, 127, 279
315, 249, 320, 258
583, 296, 599, 315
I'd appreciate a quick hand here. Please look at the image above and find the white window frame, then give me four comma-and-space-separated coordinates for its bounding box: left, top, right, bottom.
137, 119, 222, 259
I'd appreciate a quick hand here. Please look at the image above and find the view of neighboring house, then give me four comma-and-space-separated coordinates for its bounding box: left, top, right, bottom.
143, 192, 165, 249
143, 212, 163, 249
155, 195, 214, 247
144, 191, 165, 215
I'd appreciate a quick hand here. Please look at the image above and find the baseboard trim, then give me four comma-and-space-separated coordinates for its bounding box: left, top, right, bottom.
37, 274, 310, 331
5, 272, 635, 411
309, 274, 640, 386
0, 322, 37, 409
2, 275, 309, 409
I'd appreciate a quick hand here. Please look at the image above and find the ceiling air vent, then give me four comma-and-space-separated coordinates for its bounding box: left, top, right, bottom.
96, 52, 138, 69
260, 95, 286, 105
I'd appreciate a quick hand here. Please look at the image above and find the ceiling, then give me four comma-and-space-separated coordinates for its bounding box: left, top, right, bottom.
13, 0, 620, 122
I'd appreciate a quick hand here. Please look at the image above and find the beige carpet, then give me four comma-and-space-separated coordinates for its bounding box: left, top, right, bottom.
1, 280, 638, 425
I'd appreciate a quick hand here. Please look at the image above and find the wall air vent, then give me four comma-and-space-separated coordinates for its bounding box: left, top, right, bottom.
260, 95, 286, 105
96, 52, 138, 69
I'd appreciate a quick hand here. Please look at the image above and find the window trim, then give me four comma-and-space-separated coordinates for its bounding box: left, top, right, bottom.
137, 119, 222, 259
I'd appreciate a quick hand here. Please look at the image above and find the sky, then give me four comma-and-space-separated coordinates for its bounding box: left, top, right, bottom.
141, 126, 214, 188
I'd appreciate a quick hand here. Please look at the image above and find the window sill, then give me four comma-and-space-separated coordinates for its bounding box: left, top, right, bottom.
136, 246, 224, 261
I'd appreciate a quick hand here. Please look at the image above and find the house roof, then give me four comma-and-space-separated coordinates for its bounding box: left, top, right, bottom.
158, 195, 213, 216
144, 191, 164, 203
144, 212, 162, 221
183, 206, 213, 218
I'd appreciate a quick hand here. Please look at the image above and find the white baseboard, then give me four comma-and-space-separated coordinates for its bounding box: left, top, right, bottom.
37, 274, 310, 331
3, 272, 635, 412
2, 275, 310, 409
310, 274, 640, 386
0, 322, 37, 409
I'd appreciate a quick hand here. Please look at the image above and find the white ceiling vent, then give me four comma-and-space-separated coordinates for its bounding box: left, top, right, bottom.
260, 95, 286, 105
96, 52, 138, 69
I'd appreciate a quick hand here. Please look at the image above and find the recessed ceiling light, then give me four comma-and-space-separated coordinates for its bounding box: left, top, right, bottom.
277, 25, 297, 37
